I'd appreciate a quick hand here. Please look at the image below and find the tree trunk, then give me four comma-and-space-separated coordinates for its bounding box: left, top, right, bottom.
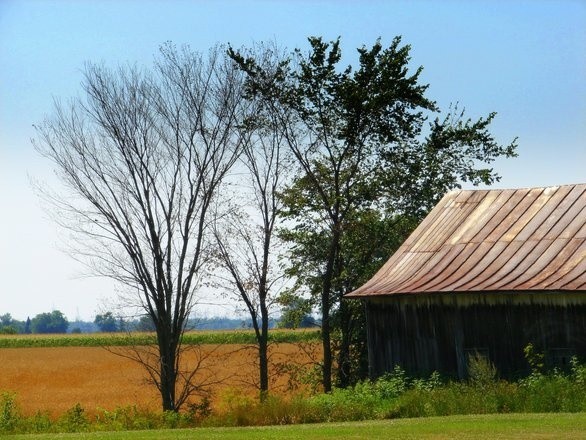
259, 305, 270, 401
336, 298, 352, 388
157, 325, 178, 412
321, 290, 332, 393
320, 226, 340, 393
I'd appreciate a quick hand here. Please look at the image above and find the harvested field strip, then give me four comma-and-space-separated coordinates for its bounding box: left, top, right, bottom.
0, 329, 320, 348
0, 343, 320, 417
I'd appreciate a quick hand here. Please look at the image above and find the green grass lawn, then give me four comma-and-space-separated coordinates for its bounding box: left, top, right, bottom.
8, 413, 586, 440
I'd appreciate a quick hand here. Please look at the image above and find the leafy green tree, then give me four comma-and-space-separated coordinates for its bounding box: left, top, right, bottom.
278, 294, 316, 329
0, 314, 12, 327
0, 327, 17, 335
0, 314, 26, 334
230, 36, 517, 390
94, 312, 118, 332
1, 313, 25, 333
135, 314, 156, 332
31, 310, 69, 334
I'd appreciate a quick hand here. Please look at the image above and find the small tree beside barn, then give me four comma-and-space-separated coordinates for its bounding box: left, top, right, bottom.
347, 183, 586, 379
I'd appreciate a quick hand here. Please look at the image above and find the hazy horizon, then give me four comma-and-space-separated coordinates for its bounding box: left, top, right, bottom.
1, 0, 584, 321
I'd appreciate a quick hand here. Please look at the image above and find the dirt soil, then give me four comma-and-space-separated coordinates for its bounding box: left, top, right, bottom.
0, 343, 320, 416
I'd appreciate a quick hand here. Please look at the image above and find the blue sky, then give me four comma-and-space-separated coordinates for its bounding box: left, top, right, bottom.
1, 0, 584, 321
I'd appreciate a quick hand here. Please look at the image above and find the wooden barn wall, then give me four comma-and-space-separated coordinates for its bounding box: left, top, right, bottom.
365, 299, 586, 379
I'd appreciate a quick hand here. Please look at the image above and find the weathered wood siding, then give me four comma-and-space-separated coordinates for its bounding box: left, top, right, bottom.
365, 294, 586, 379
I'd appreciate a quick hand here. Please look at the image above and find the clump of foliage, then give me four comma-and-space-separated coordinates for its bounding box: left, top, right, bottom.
467, 352, 498, 389
58, 403, 89, 432
30, 311, 69, 334
0, 392, 18, 433
230, 35, 517, 392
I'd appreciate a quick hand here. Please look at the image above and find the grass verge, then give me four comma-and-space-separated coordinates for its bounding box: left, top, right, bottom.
6, 413, 586, 440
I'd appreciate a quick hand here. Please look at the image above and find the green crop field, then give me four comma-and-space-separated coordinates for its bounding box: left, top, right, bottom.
0, 328, 320, 348
7, 413, 586, 440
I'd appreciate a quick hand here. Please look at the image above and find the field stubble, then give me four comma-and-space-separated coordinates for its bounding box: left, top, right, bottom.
0, 340, 321, 417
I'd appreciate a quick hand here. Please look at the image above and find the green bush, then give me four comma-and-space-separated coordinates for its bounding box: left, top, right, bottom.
0, 326, 18, 335
58, 403, 89, 432
571, 356, 586, 385
95, 406, 139, 431
467, 353, 498, 388
25, 411, 53, 433
0, 392, 19, 433
518, 368, 586, 412
375, 365, 409, 399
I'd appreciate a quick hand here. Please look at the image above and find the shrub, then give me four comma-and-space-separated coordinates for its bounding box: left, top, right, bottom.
524, 343, 544, 373
251, 395, 310, 425
570, 356, 586, 386
0, 392, 19, 433
186, 396, 212, 421
467, 353, 498, 388
0, 326, 18, 335
26, 411, 53, 433
412, 370, 443, 391
308, 386, 377, 422
94, 405, 159, 431
58, 403, 89, 432
518, 368, 586, 413
375, 365, 409, 399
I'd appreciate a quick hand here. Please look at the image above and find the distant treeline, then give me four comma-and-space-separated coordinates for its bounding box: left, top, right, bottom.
0, 311, 317, 335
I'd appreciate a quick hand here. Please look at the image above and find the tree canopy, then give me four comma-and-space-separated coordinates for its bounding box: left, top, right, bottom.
94, 312, 118, 332
31, 311, 69, 334
230, 36, 517, 390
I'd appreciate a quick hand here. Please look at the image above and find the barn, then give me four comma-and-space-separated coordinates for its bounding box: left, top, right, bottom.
346, 183, 586, 379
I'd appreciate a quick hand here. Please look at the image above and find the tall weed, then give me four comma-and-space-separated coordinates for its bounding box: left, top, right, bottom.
0, 392, 19, 433
467, 353, 498, 388
58, 403, 89, 432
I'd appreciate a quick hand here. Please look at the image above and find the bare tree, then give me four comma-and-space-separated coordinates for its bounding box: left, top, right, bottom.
33, 43, 247, 412
212, 102, 288, 401
208, 45, 293, 401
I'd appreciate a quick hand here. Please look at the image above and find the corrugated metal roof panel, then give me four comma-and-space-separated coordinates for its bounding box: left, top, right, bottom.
347, 183, 586, 298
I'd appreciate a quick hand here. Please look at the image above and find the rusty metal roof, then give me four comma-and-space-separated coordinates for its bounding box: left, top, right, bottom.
347, 183, 586, 298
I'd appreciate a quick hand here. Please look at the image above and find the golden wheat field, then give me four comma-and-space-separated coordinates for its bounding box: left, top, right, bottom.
0, 342, 320, 417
